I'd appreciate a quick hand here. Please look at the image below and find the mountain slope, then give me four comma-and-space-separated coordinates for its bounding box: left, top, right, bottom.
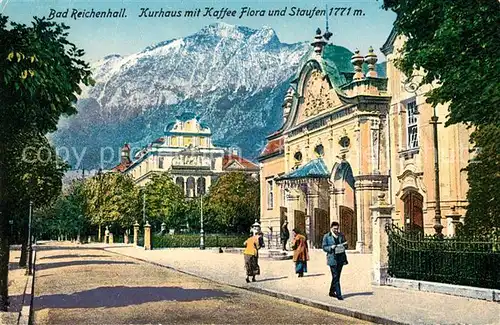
52, 23, 384, 170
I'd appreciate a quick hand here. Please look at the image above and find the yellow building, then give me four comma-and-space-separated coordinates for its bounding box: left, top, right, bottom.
113, 113, 259, 194
381, 29, 471, 237
258, 28, 471, 253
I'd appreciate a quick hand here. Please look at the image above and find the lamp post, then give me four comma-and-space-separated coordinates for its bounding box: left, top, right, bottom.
27, 201, 33, 276
430, 106, 444, 238
403, 76, 443, 237
200, 194, 205, 250
97, 168, 103, 242
142, 191, 146, 224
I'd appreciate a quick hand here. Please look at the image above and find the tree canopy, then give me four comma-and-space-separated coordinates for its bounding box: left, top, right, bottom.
0, 14, 93, 310
383, 0, 500, 235
383, 0, 500, 126
205, 172, 260, 234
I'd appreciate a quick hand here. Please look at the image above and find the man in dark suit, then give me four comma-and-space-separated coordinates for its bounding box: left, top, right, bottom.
322, 221, 348, 300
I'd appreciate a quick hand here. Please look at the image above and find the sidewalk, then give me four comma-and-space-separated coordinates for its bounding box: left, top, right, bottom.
101, 245, 499, 325
0, 248, 29, 325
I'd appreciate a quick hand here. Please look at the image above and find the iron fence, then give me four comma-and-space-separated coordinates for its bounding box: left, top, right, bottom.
386, 224, 500, 289
265, 231, 282, 249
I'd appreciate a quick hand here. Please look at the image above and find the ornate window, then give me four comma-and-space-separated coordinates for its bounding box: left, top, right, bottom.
294, 151, 302, 163
406, 101, 419, 149
314, 144, 324, 157
267, 179, 274, 209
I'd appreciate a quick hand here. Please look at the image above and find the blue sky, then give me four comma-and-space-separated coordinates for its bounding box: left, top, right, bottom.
2, 0, 396, 62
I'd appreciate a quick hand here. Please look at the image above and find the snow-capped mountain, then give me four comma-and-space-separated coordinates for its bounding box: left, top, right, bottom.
52, 22, 374, 170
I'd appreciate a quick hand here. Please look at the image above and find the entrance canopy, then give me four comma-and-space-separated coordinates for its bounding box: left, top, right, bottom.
276, 158, 329, 182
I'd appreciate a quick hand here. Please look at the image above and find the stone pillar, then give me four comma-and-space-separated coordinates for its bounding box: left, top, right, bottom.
370, 193, 394, 286
144, 221, 151, 250
446, 209, 462, 236
109, 233, 114, 244
287, 191, 299, 231
124, 232, 129, 244
133, 222, 140, 246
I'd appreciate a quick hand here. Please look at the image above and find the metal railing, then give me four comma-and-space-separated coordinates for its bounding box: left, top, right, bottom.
386, 224, 500, 289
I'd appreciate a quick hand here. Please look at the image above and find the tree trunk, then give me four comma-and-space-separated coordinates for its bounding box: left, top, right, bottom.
0, 140, 10, 311
0, 215, 10, 311
19, 220, 28, 268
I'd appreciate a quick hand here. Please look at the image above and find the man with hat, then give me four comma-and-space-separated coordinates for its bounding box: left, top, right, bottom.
280, 220, 290, 251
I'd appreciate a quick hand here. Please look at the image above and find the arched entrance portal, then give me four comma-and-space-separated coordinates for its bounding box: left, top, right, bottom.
402, 190, 423, 233
331, 161, 357, 249
339, 206, 356, 248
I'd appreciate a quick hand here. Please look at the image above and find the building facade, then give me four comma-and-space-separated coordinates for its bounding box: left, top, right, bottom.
113, 113, 259, 195
258, 28, 471, 253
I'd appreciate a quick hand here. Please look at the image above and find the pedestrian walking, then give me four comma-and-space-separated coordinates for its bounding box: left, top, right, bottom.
243, 232, 263, 283
322, 221, 348, 300
281, 220, 290, 251
291, 228, 309, 277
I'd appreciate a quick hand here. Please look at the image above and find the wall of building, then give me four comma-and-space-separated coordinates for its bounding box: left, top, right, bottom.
386, 36, 472, 235
259, 154, 285, 230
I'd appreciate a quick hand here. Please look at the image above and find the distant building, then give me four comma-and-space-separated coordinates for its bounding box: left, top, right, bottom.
113, 113, 259, 196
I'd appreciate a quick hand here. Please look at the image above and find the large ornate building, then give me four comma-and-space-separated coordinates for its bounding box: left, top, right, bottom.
113, 113, 259, 195
258, 28, 471, 253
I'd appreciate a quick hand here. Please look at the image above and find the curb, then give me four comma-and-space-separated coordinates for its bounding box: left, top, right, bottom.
18, 250, 36, 325
104, 248, 408, 325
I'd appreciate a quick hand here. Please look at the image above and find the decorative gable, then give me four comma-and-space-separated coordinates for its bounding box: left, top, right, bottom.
296, 69, 342, 125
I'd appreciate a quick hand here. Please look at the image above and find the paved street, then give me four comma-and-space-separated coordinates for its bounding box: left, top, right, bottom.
33, 243, 371, 324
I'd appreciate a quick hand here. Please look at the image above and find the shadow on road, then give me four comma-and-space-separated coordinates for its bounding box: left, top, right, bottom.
303, 273, 325, 278
342, 292, 373, 299
36, 260, 135, 271
40, 254, 109, 260
255, 276, 288, 282
34, 286, 233, 310
6, 294, 23, 312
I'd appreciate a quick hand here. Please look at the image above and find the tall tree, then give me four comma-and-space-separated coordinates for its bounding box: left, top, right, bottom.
205, 172, 260, 234
143, 173, 186, 231
382, 0, 500, 126
0, 14, 92, 310
383, 0, 500, 235
83, 173, 139, 235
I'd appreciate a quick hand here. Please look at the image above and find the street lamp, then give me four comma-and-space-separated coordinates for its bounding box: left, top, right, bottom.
200, 194, 205, 250
97, 168, 103, 242
430, 105, 444, 238
27, 200, 33, 276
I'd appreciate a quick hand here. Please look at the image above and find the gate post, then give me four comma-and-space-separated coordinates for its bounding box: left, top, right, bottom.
144, 221, 151, 250
370, 193, 393, 285
133, 221, 140, 246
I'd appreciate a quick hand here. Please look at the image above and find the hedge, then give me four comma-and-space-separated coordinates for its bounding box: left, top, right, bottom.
152, 233, 247, 249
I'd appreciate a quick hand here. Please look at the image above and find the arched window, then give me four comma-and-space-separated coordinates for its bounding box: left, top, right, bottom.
402, 190, 424, 232
197, 177, 206, 196
175, 177, 184, 194
186, 177, 196, 197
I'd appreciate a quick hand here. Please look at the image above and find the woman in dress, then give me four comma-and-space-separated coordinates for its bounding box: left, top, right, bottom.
291, 228, 309, 277
243, 232, 263, 283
